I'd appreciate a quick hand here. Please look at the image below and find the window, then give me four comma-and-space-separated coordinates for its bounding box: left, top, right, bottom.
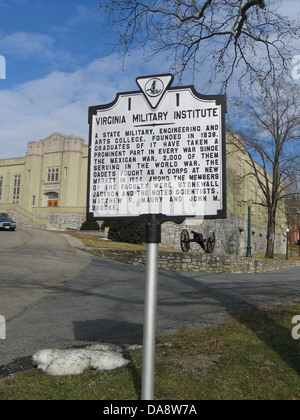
257, 191, 263, 219
13, 174, 21, 203
47, 168, 60, 183
0, 176, 3, 202
236, 157, 242, 205
249, 176, 256, 215
236, 157, 242, 177
249, 176, 255, 202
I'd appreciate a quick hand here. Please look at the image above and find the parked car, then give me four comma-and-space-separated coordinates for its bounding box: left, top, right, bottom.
0, 213, 16, 231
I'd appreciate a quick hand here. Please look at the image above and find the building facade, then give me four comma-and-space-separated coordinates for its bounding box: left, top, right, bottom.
161, 132, 287, 255
0, 133, 88, 230
0, 131, 287, 255
288, 208, 300, 244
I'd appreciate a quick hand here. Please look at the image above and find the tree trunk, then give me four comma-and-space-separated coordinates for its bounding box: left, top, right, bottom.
265, 210, 276, 258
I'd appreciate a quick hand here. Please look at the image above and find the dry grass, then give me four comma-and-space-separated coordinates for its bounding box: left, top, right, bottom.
72, 233, 181, 253
254, 244, 300, 262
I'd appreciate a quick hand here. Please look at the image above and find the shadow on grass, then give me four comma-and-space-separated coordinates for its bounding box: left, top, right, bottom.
124, 352, 142, 399
234, 306, 300, 375
163, 270, 300, 377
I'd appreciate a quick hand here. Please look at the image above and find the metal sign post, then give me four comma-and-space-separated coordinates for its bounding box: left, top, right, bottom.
87, 74, 227, 400
141, 215, 161, 400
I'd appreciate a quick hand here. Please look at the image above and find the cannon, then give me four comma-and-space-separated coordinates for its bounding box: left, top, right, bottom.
180, 228, 216, 253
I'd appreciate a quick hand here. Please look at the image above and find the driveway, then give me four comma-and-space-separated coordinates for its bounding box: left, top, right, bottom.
0, 227, 91, 321
0, 227, 299, 377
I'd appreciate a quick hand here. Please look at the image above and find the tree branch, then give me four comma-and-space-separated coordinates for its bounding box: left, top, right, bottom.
234, 0, 266, 41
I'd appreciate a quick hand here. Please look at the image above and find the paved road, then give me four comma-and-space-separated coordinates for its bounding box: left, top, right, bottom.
0, 227, 299, 377
0, 227, 90, 321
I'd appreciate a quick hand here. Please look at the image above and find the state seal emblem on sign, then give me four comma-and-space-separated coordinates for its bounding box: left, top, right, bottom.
136, 74, 173, 109
145, 78, 164, 97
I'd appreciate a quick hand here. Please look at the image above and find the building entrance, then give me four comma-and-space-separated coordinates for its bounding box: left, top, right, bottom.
48, 200, 58, 207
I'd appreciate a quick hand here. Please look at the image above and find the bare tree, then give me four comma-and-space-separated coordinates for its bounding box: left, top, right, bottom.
98, 0, 300, 91
231, 78, 300, 258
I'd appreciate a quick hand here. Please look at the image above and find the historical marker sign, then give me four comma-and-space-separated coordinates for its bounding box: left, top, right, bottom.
87, 74, 226, 222
87, 74, 227, 400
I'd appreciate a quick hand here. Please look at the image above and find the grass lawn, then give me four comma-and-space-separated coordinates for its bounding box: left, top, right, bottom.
1, 304, 300, 400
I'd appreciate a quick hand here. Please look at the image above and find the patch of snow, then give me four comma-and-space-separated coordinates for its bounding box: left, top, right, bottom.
125, 344, 143, 351
32, 344, 130, 376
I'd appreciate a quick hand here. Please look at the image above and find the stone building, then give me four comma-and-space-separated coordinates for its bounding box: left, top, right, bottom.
161, 131, 287, 255
0, 131, 287, 255
0, 133, 88, 230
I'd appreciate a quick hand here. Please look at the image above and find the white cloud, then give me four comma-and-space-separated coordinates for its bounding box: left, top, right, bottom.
0, 51, 169, 159
0, 32, 55, 60
50, 4, 100, 34
277, 0, 300, 19
67, 4, 99, 27
0, 31, 76, 72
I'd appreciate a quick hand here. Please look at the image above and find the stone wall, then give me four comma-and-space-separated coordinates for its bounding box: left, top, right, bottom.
1, 206, 86, 231
89, 248, 297, 274
36, 213, 86, 230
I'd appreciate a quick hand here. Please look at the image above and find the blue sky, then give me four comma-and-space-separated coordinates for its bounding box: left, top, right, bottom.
0, 0, 172, 158
0, 1, 105, 86
0, 0, 299, 158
